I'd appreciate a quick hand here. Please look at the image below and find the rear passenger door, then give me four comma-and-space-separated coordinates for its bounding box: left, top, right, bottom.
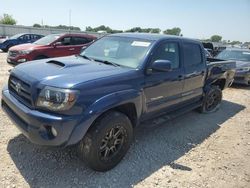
182, 42, 206, 102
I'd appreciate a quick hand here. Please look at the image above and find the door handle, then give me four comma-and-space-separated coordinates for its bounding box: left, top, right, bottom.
69, 48, 75, 51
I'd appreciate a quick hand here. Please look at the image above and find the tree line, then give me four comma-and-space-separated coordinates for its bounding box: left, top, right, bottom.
85, 25, 182, 36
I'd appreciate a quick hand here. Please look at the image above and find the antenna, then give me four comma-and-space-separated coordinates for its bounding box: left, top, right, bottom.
69, 9, 71, 33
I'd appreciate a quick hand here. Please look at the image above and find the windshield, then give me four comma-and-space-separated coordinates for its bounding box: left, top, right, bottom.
10, 33, 24, 39
80, 36, 153, 68
216, 50, 250, 62
34, 34, 61, 45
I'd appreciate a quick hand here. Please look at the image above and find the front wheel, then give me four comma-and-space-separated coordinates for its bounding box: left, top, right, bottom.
77, 111, 133, 171
199, 85, 222, 113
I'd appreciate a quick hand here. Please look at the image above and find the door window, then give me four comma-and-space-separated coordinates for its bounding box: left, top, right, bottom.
72, 37, 93, 45
151, 42, 180, 69
24, 35, 30, 40
183, 43, 202, 67
60, 37, 72, 45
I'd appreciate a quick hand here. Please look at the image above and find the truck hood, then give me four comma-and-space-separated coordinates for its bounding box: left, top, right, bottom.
11, 56, 134, 88
9, 43, 45, 51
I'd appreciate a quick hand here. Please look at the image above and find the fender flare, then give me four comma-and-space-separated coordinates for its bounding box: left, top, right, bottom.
66, 89, 143, 146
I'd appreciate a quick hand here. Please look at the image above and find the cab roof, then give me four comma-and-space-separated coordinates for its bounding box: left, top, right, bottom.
110, 32, 198, 43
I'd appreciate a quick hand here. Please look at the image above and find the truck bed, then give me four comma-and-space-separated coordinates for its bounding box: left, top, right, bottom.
206, 58, 236, 89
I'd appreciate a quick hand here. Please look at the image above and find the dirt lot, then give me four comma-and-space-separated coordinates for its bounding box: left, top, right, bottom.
0, 52, 249, 188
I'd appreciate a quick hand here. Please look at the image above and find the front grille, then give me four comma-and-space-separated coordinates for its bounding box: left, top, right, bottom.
8, 50, 19, 57
8, 75, 33, 107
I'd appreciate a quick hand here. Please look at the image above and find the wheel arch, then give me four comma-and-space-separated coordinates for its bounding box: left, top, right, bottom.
66, 89, 143, 146
211, 78, 226, 90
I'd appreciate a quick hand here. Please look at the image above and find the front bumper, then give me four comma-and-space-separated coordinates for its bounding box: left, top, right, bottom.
234, 72, 250, 85
7, 56, 28, 66
1, 88, 81, 146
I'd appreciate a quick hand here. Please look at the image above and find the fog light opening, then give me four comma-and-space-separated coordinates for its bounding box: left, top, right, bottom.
40, 125, 57, 140
17, 59, 27, 63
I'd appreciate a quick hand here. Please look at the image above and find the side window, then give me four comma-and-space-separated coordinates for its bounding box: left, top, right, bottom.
183, 43, 202, 67
32, 35, 38, 40
72, 37, 91, 45
35, 35, 42, 39
60, 37, 71, 45
152, 42, 180, 69
19, 35, 25, 40
24, 35, 30, 40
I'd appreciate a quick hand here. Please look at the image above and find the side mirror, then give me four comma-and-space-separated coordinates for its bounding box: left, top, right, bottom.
53, 41, 62, 47
151, 60, 172, 72
80, 46, 87, 53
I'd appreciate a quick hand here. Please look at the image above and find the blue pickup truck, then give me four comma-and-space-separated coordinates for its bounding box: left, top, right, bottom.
1, 33, 235, 171
0, 33, 44, 52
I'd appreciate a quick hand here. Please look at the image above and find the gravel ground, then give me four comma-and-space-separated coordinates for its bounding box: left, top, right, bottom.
0, 52, 249, 188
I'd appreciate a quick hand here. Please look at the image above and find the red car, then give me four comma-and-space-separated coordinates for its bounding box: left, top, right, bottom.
7, 33, 97, 65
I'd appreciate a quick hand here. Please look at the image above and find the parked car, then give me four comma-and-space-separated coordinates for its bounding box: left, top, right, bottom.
1, 33, 235, 171
7, 33, 97, 65
216, 48, 250, 85
0, 33, 44, 52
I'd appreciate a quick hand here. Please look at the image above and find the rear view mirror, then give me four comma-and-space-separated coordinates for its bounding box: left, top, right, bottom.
152, 60, 172, 72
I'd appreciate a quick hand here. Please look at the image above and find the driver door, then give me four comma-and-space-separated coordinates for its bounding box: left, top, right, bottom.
144, 40, 184, 114
52, 36, 75, 57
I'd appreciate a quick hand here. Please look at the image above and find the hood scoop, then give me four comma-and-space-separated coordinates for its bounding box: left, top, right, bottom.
46, 60, 65, 67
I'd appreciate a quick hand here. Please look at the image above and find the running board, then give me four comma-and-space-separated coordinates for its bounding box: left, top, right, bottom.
140, 100, 202, 126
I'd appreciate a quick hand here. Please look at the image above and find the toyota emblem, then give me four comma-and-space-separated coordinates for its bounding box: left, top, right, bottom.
15, 82, 22, 93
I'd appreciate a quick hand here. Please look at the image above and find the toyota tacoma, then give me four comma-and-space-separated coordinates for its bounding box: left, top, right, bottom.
1, 33, 235, 171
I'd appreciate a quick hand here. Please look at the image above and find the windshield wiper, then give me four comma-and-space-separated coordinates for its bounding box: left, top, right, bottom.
79, 55, 120, 67
79, 54, 93, 61
93, 59, 121, 67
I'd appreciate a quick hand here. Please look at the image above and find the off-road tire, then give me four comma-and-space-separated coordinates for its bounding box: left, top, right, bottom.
199, 85, 222, 113
77, 111, 133, 172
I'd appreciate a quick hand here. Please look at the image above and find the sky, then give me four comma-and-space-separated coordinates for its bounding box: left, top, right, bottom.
0, 0, 250, 42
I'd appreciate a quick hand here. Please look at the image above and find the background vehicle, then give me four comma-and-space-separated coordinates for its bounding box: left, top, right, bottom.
216, 48, 250, 85
0, 36, 8, 44
202, 42, 227, 57
205, 48, 212, 58
1, 33, 235, 171
0, 33, 44, 52
7, 33, 97, 65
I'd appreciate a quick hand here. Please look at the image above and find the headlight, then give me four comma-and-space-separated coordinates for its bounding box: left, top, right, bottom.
19, 50, 33, 55
237, 67, 250, 72
36, 86, 78, 111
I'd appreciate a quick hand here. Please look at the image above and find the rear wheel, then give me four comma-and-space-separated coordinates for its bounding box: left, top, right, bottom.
199, 85, 222, 113
77, 111, 133, 171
